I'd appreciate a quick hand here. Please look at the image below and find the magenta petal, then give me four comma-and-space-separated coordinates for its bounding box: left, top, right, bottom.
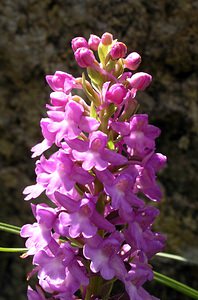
20, 224, 34, 237
130, 114, 148, 131
47, 122, 62, 133
102, 81, 111, 100
94, 169, 114, 186
93, 155, 109, 171
72, 165, 94, 185
82, 156, 96, 171
36, 205, 56, 228
101, 265, 115, 280
67, 139, 89, 152
91, 210, 115, 233
124, 281, 142, 300
54, 191, 78, 212
145, 125, 161, 139
102, 149, 128, 166
111, 121, 130, 136
65, 101, 84, 123
47, 111, 65, 122
59, 212, 71, 226
31, 139, 52, 158
143, 186, 162, 202
23, 184, 45, 200
72, 150, 88, 162
50, 91, 69, 107
79, 116, 100, 132
66, 125, 81, 140
46, 75, 55, 91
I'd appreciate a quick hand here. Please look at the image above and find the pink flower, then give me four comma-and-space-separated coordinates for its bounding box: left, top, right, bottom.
112, 114, 161, 158
46, 71, 77, 93
20, 204, 56, 255
33, 243, 88, 293
135, 153, 167, 201
47, 100, 100, 144
55, 191, 114, 238
22, 32, 166, 300
31, 118, 56, 157
23, 150, 94, 201
83, 233, 124, 280
95, 168, 144, 220
68, 131, 128, 171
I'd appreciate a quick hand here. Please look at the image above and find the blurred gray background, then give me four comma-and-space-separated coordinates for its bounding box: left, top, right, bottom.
0, 0, 197, 299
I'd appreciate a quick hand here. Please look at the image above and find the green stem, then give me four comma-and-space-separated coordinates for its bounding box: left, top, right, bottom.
102, 279, 116, 300
0, 247, 27, 253
154, 271, 198, 299
85, 275, 103, 300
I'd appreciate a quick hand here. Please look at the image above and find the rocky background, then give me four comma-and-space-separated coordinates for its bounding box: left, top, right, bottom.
0, 0, 197, 299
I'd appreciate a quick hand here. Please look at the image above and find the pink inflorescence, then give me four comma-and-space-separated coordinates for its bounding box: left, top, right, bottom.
21, 32, 167, 300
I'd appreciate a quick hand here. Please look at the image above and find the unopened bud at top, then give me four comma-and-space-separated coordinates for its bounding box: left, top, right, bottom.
74, 47, 96, 68
124, 52, 141, 70
101, 32, 113, 45
110, 42, 127, 60
127, 72, 152, 90
71, 37, 88, 52
88, 34, 101, 51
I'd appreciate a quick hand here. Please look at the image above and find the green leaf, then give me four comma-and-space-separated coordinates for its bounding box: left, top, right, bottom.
156, 252, 188, 263
87, 67, 104, 88
90, 101, 97, 119
98, 43, 109, 66
82, 73, 95, 103
154, 271, 198, 299
82, 73, 100, 105
107, 140, 115, 150
0, 222, 21, 235
0, 222, 21, 231
0, 247, 27, 253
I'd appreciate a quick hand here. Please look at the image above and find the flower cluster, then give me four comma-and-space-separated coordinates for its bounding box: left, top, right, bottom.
21, 32, 166, 300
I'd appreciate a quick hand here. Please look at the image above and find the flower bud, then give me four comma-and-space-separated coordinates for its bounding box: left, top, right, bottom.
110, 42, 127, 60
74, 47, 96, 68
101, 32, 113, 45
124, 52, 141, 70
88, 34, 101, 51
106, 83, 127, 105
71, 37, 88, 52
127, 72, 152, 90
